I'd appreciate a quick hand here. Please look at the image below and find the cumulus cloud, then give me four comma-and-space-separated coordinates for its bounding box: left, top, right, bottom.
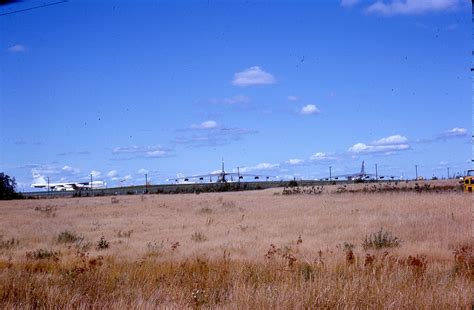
112, 145, 172, 159
238, 162, 280, 173
372, 134, 408, 145
232, 66, 276, 87
348, 134, 410, 154
310, 152, 336, 161
106, 170, 118, 178
300, 104, 320, 115
348, 143, 408, 153
191, 120, 218, 129
7, 44, 26, 53
286, 158, 304, 165
366, 0, 462, 16
341, 0, 360, 7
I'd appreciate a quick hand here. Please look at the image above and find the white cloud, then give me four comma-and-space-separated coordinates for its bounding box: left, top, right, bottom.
146, 150, 168, 157
7, 44, 26, 53
372, 134, 408, 145
232, 66, 276, 87
348, 142, 409, 154
112, 145, 172, 159
32, 167, 58, 176
174, 126, 257, 148
445, 127, 467, 135
210, 95, 250, 106
191, 120, 218, 129
300, 104, 320, 115
310, 152, 335, 161
238, 162, 280, 173
287, 95, 299, 101
366, 0, 462, 16
348, 134, 410, 155
341, 0, 360, 7
437, 127, 468, 139
90, 170, 101, 178
286, 158, 304, 165
106, 170, 118, 178
62, 165, 80, 174
137, 168, 148, 174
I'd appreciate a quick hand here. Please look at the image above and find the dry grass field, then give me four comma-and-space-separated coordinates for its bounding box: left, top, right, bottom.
0, 181, 472, 308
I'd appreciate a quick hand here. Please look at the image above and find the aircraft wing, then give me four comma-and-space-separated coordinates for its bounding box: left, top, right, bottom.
226, 172, 275, 177
174, 173, 222, 181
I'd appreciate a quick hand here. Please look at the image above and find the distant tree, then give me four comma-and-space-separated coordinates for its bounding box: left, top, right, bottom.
0, 173, 21, 200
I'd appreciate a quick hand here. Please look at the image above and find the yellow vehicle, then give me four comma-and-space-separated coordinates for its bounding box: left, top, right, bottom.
463, 170, 474, 192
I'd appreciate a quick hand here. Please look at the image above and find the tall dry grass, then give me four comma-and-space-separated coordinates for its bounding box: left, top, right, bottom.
0, 182, 472, 307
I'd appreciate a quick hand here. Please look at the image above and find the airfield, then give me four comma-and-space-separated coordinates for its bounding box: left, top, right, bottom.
0, 179, 471, 308
23, 179, 334, 198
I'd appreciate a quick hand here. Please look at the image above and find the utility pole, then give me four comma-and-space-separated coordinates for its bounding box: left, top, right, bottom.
145, 173, 148, 194
90, 174, 93, 196
415, 165, 418, 180
375, 164, 378, 181
47, 176, 50, 194
329, 166, 332, 181
237, 167, 240, 183
447, 168, 450, 179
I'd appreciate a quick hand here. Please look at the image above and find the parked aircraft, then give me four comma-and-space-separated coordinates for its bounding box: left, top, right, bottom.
31, 173, 106, 191
329, 161, 396, 181
173, 160, 274, 183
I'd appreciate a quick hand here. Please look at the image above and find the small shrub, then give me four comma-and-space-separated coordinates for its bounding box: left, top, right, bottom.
26, 248, 59, 260
206, 217, 214, 226
34, 205, 56, 217
221, 201, 235, 209
453, 244, 474, 275
117, 230, 133, 238
239, 225, 249, 232
96, 236, 109, 250
343, 242, 355, 252
0, 236, 19, 250
299, 262, 314, 281
74, 238, 92, 252
170, 241, 180, 251
200, 207, 212, 214
362, 228, 400, 250
191, 232, 207, 242
57, 230, 82, 244
297, 235, 303, 245
146, 240, 164, 256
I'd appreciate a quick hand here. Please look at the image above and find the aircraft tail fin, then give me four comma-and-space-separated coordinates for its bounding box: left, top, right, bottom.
360, 161, 365, 174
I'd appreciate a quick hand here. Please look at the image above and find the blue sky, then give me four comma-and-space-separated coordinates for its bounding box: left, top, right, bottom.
0, 0, 471, 190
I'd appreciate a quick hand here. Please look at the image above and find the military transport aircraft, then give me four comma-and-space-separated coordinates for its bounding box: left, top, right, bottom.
31, 173, 106, 191
172, 160, 274, 183
328, 161, 396, 181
